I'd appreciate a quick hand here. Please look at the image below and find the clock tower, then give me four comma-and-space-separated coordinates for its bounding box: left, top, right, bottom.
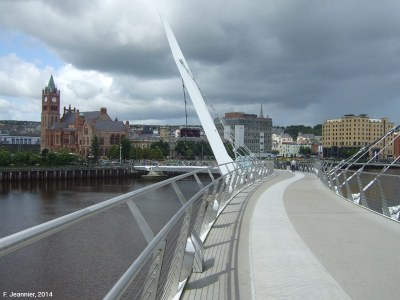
41, 75, 61, 150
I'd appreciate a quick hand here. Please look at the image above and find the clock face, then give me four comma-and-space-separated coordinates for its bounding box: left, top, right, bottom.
52, 97, 57, 102
44, 96, 48, 102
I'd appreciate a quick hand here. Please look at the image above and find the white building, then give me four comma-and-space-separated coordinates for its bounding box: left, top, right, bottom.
0, 134, 40, 145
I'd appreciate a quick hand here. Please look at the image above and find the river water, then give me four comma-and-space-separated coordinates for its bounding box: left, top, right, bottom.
0, 176, 199, 299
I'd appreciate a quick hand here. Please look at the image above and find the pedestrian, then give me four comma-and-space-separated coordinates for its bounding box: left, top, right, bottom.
290, 159, 296, 172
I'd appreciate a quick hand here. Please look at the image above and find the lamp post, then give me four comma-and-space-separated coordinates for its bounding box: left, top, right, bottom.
119, 143, 122, 164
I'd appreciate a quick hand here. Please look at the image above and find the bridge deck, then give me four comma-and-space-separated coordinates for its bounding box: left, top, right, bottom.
181, 170, 400, 299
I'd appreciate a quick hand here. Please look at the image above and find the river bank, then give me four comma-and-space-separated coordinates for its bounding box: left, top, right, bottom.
0, 165, 141, 181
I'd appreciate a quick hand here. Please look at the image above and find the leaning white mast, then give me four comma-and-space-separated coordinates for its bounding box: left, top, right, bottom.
161, 15, 234, 175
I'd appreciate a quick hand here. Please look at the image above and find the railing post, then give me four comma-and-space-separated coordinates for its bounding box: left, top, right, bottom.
327, 165, 334, 191
127, 200, 154, 244
334, 169, 342, 197
230, 169, 240, 195
215, 177, 226, 208
222, 173, 235, 206
342, 172, 354, 202
194, 173, 204, 189
178, 206, 196, 280
190, 231, 204, 272
378, 178, 390, 217
237, 167, 246, 190
356, 172, 369, 208
201, 191, 219, 233
172, 182, 187, 206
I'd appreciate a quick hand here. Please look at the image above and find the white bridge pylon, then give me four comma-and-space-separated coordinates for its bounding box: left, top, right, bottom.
161, 15, 235, 175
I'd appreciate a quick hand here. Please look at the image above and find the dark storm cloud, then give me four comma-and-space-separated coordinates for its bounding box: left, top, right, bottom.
59, 45, 175, 78
1, 0, 400, 125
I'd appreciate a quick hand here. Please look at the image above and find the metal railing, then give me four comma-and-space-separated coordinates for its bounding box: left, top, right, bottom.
315, 161, 400, 221
0, 160, 274, 299
287, 159, 400, 222
275, 158, 400, 221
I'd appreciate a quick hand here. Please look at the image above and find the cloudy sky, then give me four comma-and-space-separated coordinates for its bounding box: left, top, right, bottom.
0, 0, 399, 127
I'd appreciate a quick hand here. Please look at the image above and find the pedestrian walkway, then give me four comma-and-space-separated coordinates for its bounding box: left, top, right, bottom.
181, 170, 400, 299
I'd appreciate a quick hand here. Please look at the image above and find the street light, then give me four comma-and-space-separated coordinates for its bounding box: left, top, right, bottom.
119, 144, 122, 164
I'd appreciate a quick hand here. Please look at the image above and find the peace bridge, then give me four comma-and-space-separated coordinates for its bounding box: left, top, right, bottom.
2, 16, 400, 299
1, 157, 399, 299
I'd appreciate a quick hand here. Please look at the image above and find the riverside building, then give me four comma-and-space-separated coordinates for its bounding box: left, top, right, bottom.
40, 75, 129, 158
322, 114, 395, 159
215, 106, 272, 157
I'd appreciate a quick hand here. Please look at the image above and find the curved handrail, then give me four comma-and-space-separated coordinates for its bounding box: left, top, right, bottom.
293, 159, 400, 222
0, 160, 274, 299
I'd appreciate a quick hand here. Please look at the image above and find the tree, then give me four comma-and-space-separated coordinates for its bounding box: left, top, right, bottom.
299, 146, 312, 157
174, 141, 189, 158
150, 141, 170, 158
41, 148, 49, 159
57, 149, 80, 165
174, 140, 213, 159
108, 145, 119, 160
90, 135, 100, 163
0, 147, 11, 166
46, 152, 58, 166
28, 153, 41, 166
12, 151, 30, 166
149, 148, 164, 160
129, 147, 144, 160
197, 140, 213, 159
313, 124, 322, 136
284, 125, 321, 140
339, 148, 358, 159
121, 137, 131, 161
186, 148, 194, 160
271, 150, 280, 155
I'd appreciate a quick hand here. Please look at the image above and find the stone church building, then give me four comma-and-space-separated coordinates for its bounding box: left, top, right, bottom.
40, 75, 129, 158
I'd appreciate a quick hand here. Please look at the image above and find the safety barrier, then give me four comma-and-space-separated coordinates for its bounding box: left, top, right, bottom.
275, 159, 400, 221
315, 161, 400, 221
0, 160, 273, 299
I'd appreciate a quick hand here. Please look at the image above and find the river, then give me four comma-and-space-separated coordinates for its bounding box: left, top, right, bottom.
0, 176, 199, 299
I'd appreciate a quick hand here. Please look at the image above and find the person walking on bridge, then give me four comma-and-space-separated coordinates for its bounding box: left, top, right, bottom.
290, 159, 296, 172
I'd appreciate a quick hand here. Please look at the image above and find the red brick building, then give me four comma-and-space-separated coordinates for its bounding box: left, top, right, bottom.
40, 75, 129, 158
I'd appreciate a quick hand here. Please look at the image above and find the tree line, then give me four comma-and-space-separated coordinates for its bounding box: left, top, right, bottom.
275, 124, 322, 140
0, 138, 218, 167
0, 147, 81, 167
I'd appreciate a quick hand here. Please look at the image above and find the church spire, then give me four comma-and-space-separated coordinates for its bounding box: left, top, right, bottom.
259, 104, 264, 118
47, 75, 56, 93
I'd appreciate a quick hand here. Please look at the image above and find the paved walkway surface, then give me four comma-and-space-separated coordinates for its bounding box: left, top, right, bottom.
181, 170, 400, 300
